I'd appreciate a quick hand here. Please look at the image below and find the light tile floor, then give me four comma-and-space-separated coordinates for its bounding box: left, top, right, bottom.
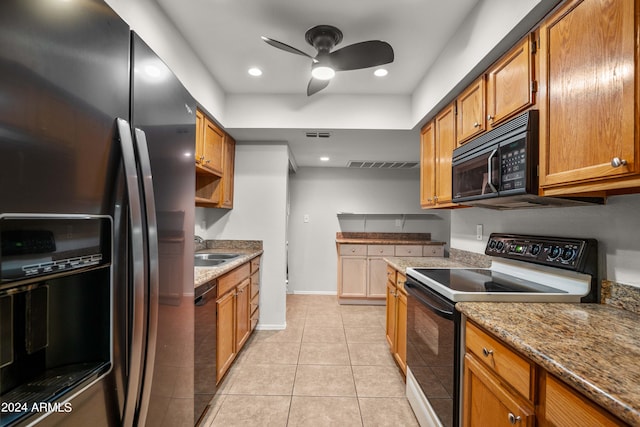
201, 294, 420, 426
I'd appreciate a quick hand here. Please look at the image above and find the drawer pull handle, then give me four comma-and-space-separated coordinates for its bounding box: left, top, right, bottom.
482, 347, 493, 357
508, 413, 522, 424
611, 157, 627, 168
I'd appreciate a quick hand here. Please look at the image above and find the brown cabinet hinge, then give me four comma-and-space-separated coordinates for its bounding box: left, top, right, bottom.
531, 81, 538, 93
531, 40, 537, 54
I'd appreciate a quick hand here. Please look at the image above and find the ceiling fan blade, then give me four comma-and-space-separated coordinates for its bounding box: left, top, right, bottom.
329, 41, 394, 71
307, 78, 330, 96
261, 36, 316, 61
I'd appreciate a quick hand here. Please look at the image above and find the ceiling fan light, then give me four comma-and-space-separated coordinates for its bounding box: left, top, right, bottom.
311, 65, 335, 80
374, 68, 388, 77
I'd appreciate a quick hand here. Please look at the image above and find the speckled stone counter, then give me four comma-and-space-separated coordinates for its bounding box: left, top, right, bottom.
384, 248, 492, 273
457, 302, 640, 425
194, 240, 263, 288
335, 232, 444, 245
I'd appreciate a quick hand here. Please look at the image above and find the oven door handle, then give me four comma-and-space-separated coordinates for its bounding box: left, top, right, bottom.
405, 281, 454, 320
487, 148, 498, 193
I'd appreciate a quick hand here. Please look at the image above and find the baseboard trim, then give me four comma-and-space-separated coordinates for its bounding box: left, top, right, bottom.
255, 322, 287, 331
290, 290, 337, 295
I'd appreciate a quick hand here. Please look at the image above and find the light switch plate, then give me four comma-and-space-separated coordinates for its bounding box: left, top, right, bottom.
476, 224, 483, 240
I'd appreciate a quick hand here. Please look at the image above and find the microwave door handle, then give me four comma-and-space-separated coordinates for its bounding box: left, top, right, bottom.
487, 148, 498, 193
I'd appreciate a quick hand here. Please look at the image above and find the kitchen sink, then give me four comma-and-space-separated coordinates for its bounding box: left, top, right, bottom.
194, 253, 242, 267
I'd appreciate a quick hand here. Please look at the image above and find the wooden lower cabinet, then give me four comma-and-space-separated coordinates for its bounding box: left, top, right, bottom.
337, 243, 443, 304
464, 321, 628, 427
215, 257, 260, 383
385, 265, 407, 375
541, 372, 626, 427
463, 353, 535, 427
216, 290, 236, 383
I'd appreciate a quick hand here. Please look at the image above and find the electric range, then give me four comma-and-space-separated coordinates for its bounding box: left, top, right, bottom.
404, 233, 598, 427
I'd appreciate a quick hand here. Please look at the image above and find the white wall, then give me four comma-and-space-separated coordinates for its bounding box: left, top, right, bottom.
451, 194, 640, 288
196, 144, 290, 329
104, 0, 226, 121
288, 167, 450, 294
411, 0, 554, 126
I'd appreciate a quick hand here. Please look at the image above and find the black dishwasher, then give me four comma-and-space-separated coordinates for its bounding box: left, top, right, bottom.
194, 281, 217, 425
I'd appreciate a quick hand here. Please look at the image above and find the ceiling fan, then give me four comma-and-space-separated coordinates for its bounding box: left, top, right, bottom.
261, 25, 394, 96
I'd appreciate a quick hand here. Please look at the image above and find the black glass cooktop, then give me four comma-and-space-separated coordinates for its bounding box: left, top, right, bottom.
411, 268, 566, 294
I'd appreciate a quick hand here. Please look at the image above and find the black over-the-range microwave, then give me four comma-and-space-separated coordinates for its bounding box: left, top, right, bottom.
451, 110, 602, 209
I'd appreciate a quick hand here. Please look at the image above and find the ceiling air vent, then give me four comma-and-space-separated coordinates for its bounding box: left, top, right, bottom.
305, 131, 332, 138
347, 161, 419, 169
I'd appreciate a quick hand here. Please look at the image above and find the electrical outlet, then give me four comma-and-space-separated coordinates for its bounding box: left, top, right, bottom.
395, 219, 402, 227
476, 224, 483, 240
303, 214, 310, 223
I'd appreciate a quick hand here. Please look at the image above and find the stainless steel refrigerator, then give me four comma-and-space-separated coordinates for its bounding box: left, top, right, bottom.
0, 1, 195, 425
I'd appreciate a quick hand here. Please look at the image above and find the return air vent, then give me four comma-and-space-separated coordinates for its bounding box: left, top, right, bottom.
347, 161, 419, 169
305, 131, 332, 138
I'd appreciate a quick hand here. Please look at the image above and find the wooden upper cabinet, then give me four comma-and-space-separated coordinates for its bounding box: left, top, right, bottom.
195, 109, 204, 166
195, 108, 235, 208
538, 0, 639, 194
486, 34, 536, 129
420, 103, 461, 209
434, 103, 456, 206
456, 76, 486, 145
220, 135, 235, 208
202, 116, 225, 175
420, 121, 437, 207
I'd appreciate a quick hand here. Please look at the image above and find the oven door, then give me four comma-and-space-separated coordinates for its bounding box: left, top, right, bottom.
405, 277, 460, 427
452, 144, 500, 202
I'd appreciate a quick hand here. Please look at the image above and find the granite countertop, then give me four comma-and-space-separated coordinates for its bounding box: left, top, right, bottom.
194, 248, 263, 288
457, 302, 640, 425
335, 232, 444, 245
384, 256, 475, 273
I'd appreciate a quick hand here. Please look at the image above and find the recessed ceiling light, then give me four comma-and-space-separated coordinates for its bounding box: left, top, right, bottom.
248, 67, 262, 77
320, 156, 330, 162
374, 68, 388, 77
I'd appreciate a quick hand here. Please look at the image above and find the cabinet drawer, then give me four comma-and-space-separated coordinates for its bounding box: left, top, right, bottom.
251, 256, 261, 273
250, 272, 259, 299
423, 245, 444, 257
396, 272, 407, 292
367, 245, 395, 256
544, 373, 625, 427
386, 265, 397, 284
339, 244, 366, 256
218, 262, 251, 297
395, 245, 422, 256
466, 322, 533, 401
250, 293, 259, 315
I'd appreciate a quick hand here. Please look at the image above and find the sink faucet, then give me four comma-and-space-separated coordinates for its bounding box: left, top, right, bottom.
194, 235, 204, 244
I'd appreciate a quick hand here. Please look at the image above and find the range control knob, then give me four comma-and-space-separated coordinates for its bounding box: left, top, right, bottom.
496, 241, 504, 251
489, 240, 497, 250
562, 248, 576, 262
530, 245, 541, 256
549, 246, 561, 260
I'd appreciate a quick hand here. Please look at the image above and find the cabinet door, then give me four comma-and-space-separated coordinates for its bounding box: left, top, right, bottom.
220, 135, 235, 208
456, 77, 486, 145
385, 280, 397, 350
339, 257, 368, 298
393, 289, 407, 374
420, 121, 437, 207
368, 257, 389, 299
235, 278, 251, 350
202, 117, 224, 175
216, 290, 236, 383
486, 34, 535, 129
435, 103, 456, 205
539, 0, 638, 191
195, 109, 204, 165
463, 353, 535, 427
543, 373, 625, 427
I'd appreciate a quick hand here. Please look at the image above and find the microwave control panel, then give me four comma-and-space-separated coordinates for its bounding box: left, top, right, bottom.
500, 142, 527, 191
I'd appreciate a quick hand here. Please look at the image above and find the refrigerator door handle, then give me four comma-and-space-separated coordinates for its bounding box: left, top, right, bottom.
116, 118, 147, 427
132, 127, 160, 427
